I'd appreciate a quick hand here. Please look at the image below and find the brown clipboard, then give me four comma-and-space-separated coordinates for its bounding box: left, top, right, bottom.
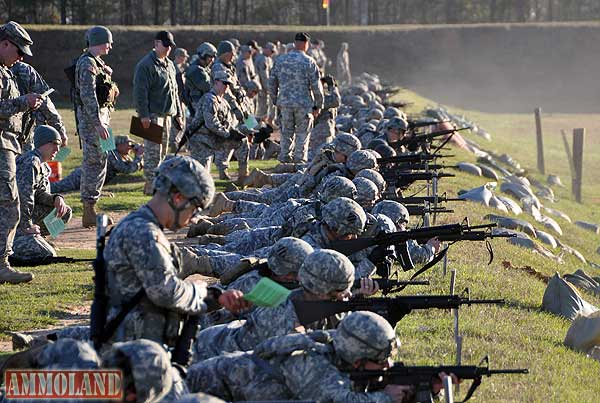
129, 116, 164, 144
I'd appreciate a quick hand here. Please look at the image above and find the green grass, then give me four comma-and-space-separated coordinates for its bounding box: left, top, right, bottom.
2, 95, 600, 401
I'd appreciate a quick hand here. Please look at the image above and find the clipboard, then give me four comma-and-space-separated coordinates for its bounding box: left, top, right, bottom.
129, 116, 164, 144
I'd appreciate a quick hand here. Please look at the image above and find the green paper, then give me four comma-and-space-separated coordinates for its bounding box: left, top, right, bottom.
243, 277, 291, 307
244, 114, 259, 130
53, 147, 71, 162
43, 208, 66, 239
100, 128, 116, 152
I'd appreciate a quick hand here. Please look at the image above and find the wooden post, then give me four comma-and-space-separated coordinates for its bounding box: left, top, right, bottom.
534, 107, 545, 174
572, 128, 585, 203
560, 129, 575, 178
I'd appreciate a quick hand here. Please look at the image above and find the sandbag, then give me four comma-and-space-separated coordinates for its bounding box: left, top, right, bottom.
564, 269, 600, 297
564, 310, 600, 353
541, 273, 598, 320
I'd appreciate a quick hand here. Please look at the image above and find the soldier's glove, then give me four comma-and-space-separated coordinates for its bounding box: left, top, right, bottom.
253, 124, 274, 144
228, 128, 246, 142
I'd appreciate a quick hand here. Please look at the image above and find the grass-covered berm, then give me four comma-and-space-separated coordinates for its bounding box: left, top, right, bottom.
1, 87, 600, 402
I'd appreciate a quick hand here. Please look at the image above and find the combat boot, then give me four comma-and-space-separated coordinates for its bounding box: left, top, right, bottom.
234, 166, 250, 187
143, 180, 154, 196
82, 200, 98, 228
0, 261, 33, 285
244, 168, 272, 188
207, 220, 250, 236
11, 332, 33, 350
197, 234, 227, 246
218, 168, 231, 181
208, 193, 236, 217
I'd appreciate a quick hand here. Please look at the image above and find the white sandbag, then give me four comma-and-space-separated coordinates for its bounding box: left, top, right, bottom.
564, 310, 600, 353
542, 273, 598, 320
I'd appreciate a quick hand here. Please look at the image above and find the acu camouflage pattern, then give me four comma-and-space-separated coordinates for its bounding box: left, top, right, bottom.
309, 84, 341, 160
37, 338, 101, 369
298, 249, 354, 295
74, 51, 112, 201
254, 51, 274, 119
185, 61, 212, 115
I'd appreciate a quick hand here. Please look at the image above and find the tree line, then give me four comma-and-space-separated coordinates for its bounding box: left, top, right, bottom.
4, 0, 600, 26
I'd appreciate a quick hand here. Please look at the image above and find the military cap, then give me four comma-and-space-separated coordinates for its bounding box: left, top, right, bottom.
372, 200, 410, 227
267, 237, 314, 276
2, 21, 33, 56
264, 41, 277, 51
115, 134, 133, 146
322, 197, 366, 237
333, 311, 398, 365
228, 38, 241, 48
102, 340, 173, 403
197, 42, 217, 57
294, 32, 310, 42
240, 44, 251, 53
153, 156, 215, 209
37, 339, 101, 369
213, 70, 233, 85
332, 132, 361, 156
86, 26, 112, 47
155, 30, 176, 47
318, 175, 357, 203
34, 125, 61, 149
217, 40, 235, 56
298, 249, 354, 295
173, 47, 189, 58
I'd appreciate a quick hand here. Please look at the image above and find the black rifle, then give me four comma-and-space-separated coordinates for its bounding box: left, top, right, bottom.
9, 256, 94, 267
353, 278, 430, 295
90, 215, 109, 351
407, 120, 446, 130
382, 171, 455, 189
384, 100, 414, 108
292, 288, 504, 326
378, 153, 454, 165
175, 114, 206, 154
388, 194, 465, 204
172, 314, 201, 366
347, 356, 528, 403
381, 163, 458, 172
405, 205, 454, 216
252, 124, 274, 144
398, 126, 471, 148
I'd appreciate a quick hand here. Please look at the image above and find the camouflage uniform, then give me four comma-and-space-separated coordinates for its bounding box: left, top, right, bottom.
308, 84, 341, 160
11, 61, 67, 152
133, 50, 182, 184
74, 51, 113, 202
269, 49, 323, 163
13, 149, 72, 260
184, 60, 212, 117
50, 150, 142, 194
254, 50, 274, 120
336, 43, 351, 86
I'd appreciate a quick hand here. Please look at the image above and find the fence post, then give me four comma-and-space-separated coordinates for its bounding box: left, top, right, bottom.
560, 129, 575, 178
534, 107, 545, 174
572, 128, 585, 203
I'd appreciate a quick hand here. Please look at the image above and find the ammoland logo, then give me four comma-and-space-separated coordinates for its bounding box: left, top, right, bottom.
4, 370, 122, 400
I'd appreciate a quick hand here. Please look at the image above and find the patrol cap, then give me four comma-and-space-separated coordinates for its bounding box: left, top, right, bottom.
294, 32, 310, 42
228, 38, 241, 48
173, 48, 189, 58
155, 30, 176, 48
213, 70, 233, 85
2, 21, 33, 56
34, 125, 61, 149
217, 40, 235, 56
115, 134, 134, 146
86, 26, 112, 47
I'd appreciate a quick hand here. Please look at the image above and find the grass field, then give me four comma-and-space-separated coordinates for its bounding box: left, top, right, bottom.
1, 90, 600, 401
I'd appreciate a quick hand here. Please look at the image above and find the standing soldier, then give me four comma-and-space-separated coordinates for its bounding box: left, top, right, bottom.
308, 75, 341, 160
255, 42, 276, 123
336, 42, 351, 86
75, 25, 119, 227
169, 47, 189, 152
133, 30, 183, 195
211, 41, 251, 183
0, 21, 43, 284
235, 45, 258, 92
269, 32, 323, 164
11, 61, 68, 152
184, 42, 217, 118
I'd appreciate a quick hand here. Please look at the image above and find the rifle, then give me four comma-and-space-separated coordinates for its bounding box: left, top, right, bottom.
378, 153, 454, 165
405, 205, 454, 216
252, 124, 274, 144
354, 278, 430, 295
175, 114, 205, 154
292, 288, 504, 326
172, 314, 201, 366
407, 120, 446, 130
398, 126, 471, 148
347, 356, 528, 403
382, 171, 455, 189
388, 194, 466, 204
90, 215, 109, 351
381, 163, 458, 172
384, 100, 414, 108
8, 256, 94, 267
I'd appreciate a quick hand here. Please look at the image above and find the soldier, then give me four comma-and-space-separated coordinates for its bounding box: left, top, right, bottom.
269, 32, 323, 164
170, 47, 190, 152
255, 41, 276, 123
308, 75, 341, 160
0, 21, 43, 284
235, 45, 259, 91
211, 40, 252, 183
336, 42, 351, 86
368, 117, 408, 154
133, 30, 183, 195
75, 25, 119, 227
187, 70, 245, 173
186, 311, 434, 402
50, 135, 143, 194
13, 125, 72, 262
184, 42, 217, 117
11, 61, 67, 152
193, 249, 355, 362
102, 156, 250, 347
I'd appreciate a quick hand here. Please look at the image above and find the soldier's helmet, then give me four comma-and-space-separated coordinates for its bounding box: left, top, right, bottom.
352, 177, 379, 209
153, 156, 215, 209
356, 169, 386, 193
173, 48, 189, 58
102, 340, 173, 403
333, 311, 398, 365
372, 200, 410, 227
86, 25, 113, 47
197, 42, 217, 58
213, 70, 234, 85
318, 175, 357, 203
346, 150, 378, 173
217, 40, 235, 56
332, 132, 361, 157
37, 339, 101, 369
368, 108, 384, 121
383, 106, 401, 120
387, 117, 409, 132
373, 143, 396, 158
321, 197, 366, 237
267, 237, 314, 276
298, 249, 354, 295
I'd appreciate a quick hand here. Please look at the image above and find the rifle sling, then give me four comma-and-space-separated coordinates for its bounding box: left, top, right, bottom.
397, 247, 448, 292
98, 289, 146, 344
